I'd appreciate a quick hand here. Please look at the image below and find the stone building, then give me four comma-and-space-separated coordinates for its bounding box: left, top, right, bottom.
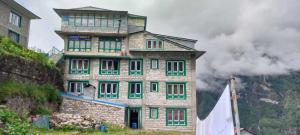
54, 6, 205, 132
0, 0, 40, 48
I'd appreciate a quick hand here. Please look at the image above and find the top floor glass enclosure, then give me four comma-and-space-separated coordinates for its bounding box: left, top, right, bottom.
60, 13, 128, 34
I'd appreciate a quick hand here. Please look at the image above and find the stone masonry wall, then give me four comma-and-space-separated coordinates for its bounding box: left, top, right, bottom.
60, 97, 125, 125
0, 55, 63, 88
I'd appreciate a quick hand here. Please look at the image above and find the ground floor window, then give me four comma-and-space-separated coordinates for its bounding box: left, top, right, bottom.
166, 82, 186, 99
69, 59, 90, 74
99, 59, 120, 75
8, 30, 20, 43
68, 81, 89, 93
128, 82, 143, 99
98, 81, 119, 99
166, 108, 187, 126
149, 107, 159, 119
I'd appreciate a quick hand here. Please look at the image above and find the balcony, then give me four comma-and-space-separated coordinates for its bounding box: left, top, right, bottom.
56, 25, 128, 36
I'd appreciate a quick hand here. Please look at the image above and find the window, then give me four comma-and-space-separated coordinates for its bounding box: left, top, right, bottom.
88, 14, 94, 26
68, 15, 75, 26
113, 15, 121, 27
100, 15, 108, 27
75, 14, 82, 26
81, 14, 88, 26
146, 40, 163, 49
150, 82, 159, 92
107, 14, 114, 27
62, 15, 69, 26
8, 30, 20, 43
166, 82, 186, 99
150, 59, 159, 69
98, 37, 122, 52
69, 59, 90, 74
128, 82, 143, 99
98, 81, 119, 99
68, 36, 91, 52
166, 108, 187, 126
95, 15, 101, 26
166, 60, 185, 76
99, 59, 120, 75
129, 59, 143, 75
149, 108, 159, 119
9, 12, 21, 27
68, 81, 88, 94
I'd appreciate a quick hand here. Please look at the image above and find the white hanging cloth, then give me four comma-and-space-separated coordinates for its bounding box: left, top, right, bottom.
196, 85, 235, 135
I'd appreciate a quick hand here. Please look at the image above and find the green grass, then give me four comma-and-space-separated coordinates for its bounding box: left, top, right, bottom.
34, 128, 193, 135
0, 35, 55, 69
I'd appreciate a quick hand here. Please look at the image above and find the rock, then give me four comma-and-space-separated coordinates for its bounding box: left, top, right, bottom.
49, 113, 97, 129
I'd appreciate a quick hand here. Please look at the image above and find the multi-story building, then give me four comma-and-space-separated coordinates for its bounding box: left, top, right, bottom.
0, 0, 40, 48
54, 6, 205, 132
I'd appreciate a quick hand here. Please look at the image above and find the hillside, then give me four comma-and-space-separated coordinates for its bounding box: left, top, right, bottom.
197, 72, 300, 135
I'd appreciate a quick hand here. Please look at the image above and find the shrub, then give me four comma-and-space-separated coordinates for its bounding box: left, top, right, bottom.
31, 107, 52, 115
0, 108, 32, 135
0, 36, 55, 69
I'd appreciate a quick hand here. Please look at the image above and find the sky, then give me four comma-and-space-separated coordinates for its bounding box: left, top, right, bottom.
16, 0, 300, 90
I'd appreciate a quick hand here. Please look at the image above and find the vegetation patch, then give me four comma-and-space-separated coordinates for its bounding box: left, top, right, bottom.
0, 36, 55, 69
0, 81, 62, 117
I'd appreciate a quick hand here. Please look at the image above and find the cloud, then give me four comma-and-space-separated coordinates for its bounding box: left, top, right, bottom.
15, 0, 300, 90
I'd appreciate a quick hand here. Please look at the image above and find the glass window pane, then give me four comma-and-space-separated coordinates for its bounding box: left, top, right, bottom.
83, 60, 89, 70
95, 18, 101, 26
136, 83, 141, 93
159, 41, 162, 48
116, 42, 121, 50
174, 62, 178, 71
174, 110, 179, 120
168, 85, 172, 94
76, 83, 82, 92
69, 16, 75, 26
174, 85, 178, 94
153, 41, 156, 48
168, 111, 172, 120
130, 83, 135, 94
180, 110, 185, 121
78, 60, 82, 69
101, 15, 107, 27
101, 83, 105, 93
107, 14, 113, 27
70, 83, 75, 92
86, 41, 91, 49
167, 62, 172, 71
136, 61, 141, 70
130, 61, 135, 70
71, 60, 77, 69
82, 15, 88, 26
110, 41, 116, 50
107, 84, 111, 93
152, 60, 157, 68
75, 15, 81, 26
80, 41, 86, 49
179, 62, 184, 71
180, 84, 184, 94
112, 84, 117, 94
113, 60, 118, 70
88, 14, 94, 26
147, 41, 151, 48
68, 40, 74, 48
108, 61, 113, 70
99, 41, 104, 49
102, 60, 107, 70
105, 41, 110, 49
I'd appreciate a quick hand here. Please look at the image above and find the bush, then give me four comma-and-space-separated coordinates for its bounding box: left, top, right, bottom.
0, 108, 32, 135
0, 36, 55, 69
31, 107, 52, 115
0, 81, 62, 117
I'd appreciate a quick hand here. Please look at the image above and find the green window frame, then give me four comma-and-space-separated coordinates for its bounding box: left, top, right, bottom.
166, 108, 187, 126
67, 14, 122, 27
128, 82, 143, 99
69, 59, 90, 74
98, 81, 119, 99
166, 82, 186, 100
149, 107, 159, 119
98, 37, 122, 52
146, 39, 163, 49
150, 59, 159, 69
150, 82, 159, 92
68, 81, 89, 94
166, 60, 186, 76
129, 59, 143, 75
99, 59, 120, 75
68, 36, 91, 52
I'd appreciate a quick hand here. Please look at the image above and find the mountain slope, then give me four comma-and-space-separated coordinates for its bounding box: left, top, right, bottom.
197, 72, 300, 135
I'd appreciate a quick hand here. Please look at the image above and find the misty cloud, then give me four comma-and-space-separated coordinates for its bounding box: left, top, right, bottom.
16, 0, 300, 90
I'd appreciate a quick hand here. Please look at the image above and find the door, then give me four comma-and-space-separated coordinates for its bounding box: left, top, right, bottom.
126, 107, 142, 129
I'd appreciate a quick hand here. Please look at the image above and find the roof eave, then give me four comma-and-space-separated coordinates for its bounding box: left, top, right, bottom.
1, 0, 40, 19
53, 8, 128, 17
